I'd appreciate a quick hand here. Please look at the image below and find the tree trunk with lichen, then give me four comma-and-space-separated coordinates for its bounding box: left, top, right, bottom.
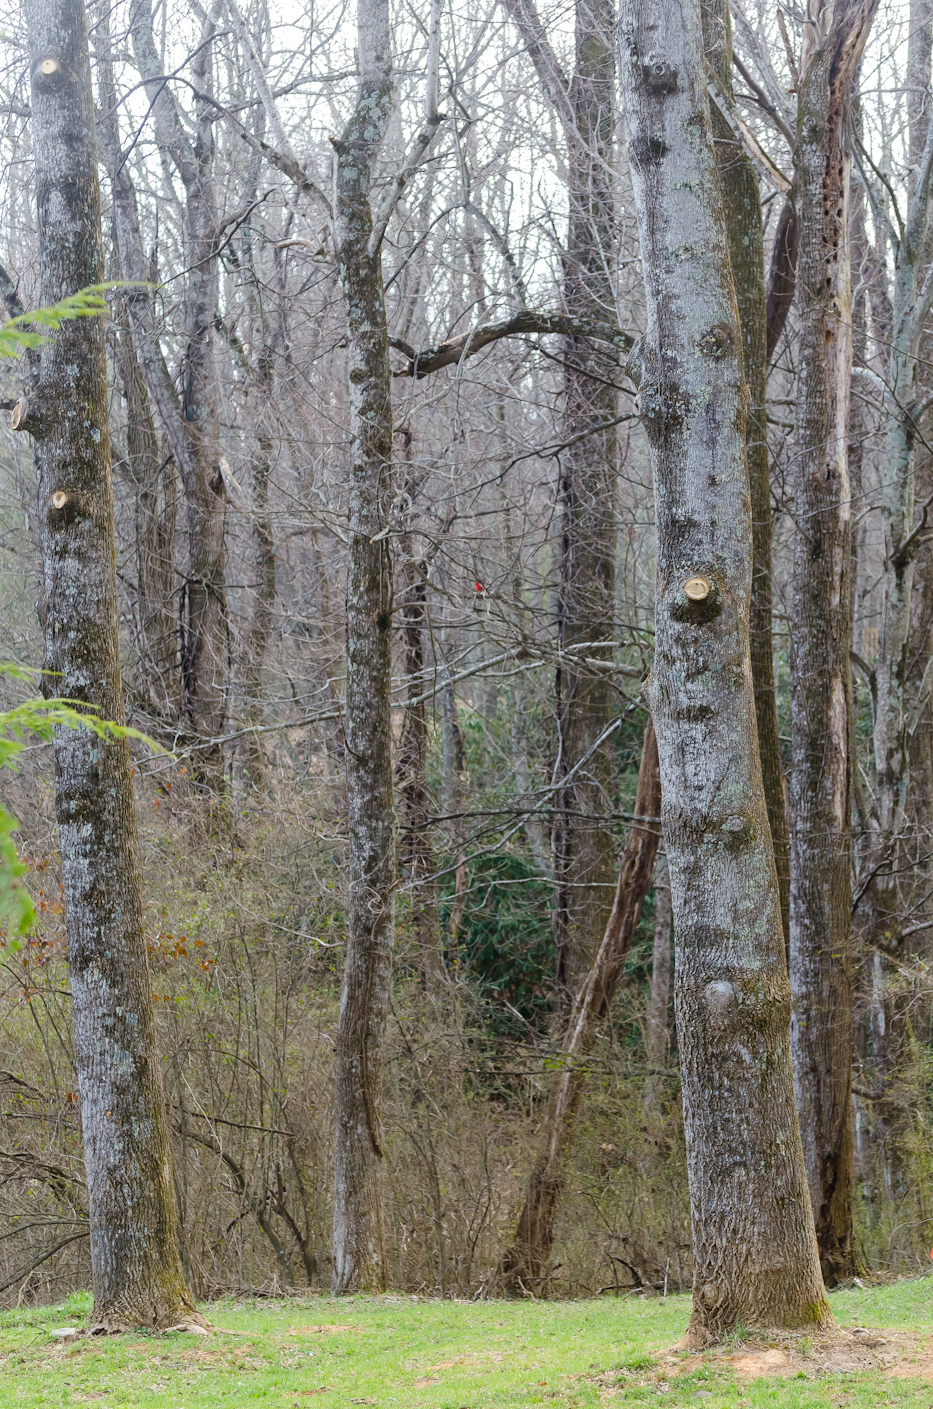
618, 0, 830, 1342
703, 0, 789, 939
20, 0, 203, 1333
789, 0, 878, 1286
499, 720, 660, 1294
329, 0, 397, 1295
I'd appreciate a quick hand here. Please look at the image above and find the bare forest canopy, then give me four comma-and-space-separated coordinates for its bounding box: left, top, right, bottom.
0, 0, 931, 1342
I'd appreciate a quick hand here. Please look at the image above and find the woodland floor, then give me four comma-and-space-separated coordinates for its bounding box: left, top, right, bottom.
0, 1280, 929, 1409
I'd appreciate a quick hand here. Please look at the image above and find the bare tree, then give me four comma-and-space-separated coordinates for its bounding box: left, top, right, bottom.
789, 0, 878, 1283
618, 0, 829, 1340
15, 0, 202, 1331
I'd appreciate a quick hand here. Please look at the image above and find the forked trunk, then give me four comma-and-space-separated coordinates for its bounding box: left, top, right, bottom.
499, 721, 660, 1293
20, 0, 202, 1332
618, 0, 830, 1341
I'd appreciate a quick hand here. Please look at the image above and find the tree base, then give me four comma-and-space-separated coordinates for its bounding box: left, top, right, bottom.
88, 1301, 209, 1336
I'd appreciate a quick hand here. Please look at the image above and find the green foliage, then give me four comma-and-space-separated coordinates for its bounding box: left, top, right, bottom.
0, 282, 146, 357
446, 851, 555, 1032
0, 663, 165, 942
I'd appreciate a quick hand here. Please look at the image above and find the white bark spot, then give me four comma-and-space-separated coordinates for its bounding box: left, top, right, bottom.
705, 979, 734, 1012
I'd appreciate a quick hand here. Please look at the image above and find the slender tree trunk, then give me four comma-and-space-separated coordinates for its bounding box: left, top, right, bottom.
861, 0, 933, 1219
330, 0, 397, 1294
502, 0, 618, 1000
442, 681, 468, 961
115, 328, 180, 714
704, 0, 789, 940
789, 0, 878, 1284
241, 350, 277, 785
618, 0, 829, 1341
499, 720, 660, 1293
396, 442, 443, 986
869, 11, 933, 888
553, 0, 618, 1000
18, 0, 202, 1331
125, 4, 228, 786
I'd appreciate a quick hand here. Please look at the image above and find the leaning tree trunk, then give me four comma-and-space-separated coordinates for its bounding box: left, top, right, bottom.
499, 719, 660, 1294
18, 0, 202, 1332
704, 0, 789, 939
329, 0, 397, 1294
789, 0, 877, 1285
618, 0, 830, 1343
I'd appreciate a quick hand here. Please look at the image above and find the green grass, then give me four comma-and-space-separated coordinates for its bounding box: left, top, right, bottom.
0, 1281, 929, 1409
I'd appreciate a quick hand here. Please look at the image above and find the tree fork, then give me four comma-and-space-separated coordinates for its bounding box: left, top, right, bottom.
22, 0, 204, 1332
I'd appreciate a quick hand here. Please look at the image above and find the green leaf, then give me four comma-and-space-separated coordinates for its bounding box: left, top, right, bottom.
0, 663, 169, 939
0, 281, 152, 358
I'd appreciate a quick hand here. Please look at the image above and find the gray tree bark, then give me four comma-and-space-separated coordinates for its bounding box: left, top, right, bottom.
18, 0, 203, 1331
396, 436, 443, 986
94, 9, 180, 716
329, 0, 399, 1294
502, 0, 619, 999
789, 0, 878, 1285
124, 2, 229, 785
618, 0, 830, 1342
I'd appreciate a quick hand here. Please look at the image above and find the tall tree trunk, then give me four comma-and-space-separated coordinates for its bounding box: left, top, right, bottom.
553, 0, 619, 1000
396, 440, 443, 986
861, 0, 933, 1220
18, 0, 202, 1331
789, 0, 878, 1285
330, 0, 397, 1294
869, 7, 933, 894
240, 348, 277, 786
704, 0, 789, 940
442, 677, 468, 960
618, 0, 829, 1342
115, 327, 180, 715
499, 720, 660, 1293
122, 3, 228, 786
502, 0, 618, 1000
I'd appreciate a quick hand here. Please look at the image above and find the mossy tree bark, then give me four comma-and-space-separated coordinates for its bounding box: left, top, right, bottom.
789, 0, 878, 1285
329, 0, 401, 1294
618, 0, 830, 1342
703, 0, 789, 941
19, 0, 203, 1332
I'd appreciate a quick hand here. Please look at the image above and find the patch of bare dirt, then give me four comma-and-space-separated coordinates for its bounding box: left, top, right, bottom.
655, 1328, 933, 1384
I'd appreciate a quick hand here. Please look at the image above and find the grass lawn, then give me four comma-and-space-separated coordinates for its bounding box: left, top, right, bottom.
0, 1280, 929, 1409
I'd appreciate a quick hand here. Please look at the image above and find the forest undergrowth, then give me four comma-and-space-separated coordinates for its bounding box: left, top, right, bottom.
0, 728, 930, 1308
